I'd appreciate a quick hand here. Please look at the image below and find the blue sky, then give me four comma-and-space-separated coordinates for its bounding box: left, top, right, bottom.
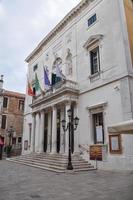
0, 0, 80, 93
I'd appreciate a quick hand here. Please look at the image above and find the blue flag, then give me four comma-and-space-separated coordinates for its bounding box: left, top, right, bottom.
44, 67, 51, 90
56, 64, 66, 80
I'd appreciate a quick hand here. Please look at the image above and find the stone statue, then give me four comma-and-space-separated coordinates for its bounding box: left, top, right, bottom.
66, 48, 72, 76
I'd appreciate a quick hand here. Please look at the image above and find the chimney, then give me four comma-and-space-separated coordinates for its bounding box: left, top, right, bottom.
0, 75, 4, 90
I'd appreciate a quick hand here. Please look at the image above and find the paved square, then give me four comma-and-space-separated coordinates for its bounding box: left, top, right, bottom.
0, 160, 133, 200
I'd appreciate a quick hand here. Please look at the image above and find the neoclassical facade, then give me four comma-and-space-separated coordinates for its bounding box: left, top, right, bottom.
22, 0, 133, 170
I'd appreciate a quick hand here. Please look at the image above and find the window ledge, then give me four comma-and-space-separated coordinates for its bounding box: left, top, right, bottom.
88, 70, 102, 80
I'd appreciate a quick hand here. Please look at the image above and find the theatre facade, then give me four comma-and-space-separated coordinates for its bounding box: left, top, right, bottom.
22, 0, 133, 170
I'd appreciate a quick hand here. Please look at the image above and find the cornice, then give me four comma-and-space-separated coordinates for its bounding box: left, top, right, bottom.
25, 0, 95, 63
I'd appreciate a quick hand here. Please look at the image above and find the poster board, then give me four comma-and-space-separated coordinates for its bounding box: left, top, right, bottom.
24, 140, 28, 150
90, 144, 108, 161
96, 125, 103, 143
90, 145, 102, 161
109, 134, 122, 154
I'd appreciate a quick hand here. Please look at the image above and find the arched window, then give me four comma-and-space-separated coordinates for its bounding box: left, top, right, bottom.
52, 57, 62, 72
51, 56, 62, 85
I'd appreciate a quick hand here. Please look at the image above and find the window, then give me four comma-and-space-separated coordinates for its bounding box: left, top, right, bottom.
33, 87, 36, 96
90, 47, 100, 75
1, 115, 6, 129
88, 14, 97, 27
18, 137, 22, 143
3, 97, 8, 108
92, 112, 104, 144
18, 100, 24, 111
33, 64, 38, 71
12, 137, 16, 145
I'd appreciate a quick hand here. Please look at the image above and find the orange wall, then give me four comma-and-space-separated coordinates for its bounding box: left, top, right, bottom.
124, 0, 133, 65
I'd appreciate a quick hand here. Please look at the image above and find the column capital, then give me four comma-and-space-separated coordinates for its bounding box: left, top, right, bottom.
65, 101, 71, 107
32, 112, 36, 117
52, 105, 57, 111
40, 109, 44, 114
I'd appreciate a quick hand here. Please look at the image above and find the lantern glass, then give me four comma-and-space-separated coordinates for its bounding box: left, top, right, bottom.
61, 119, 66, 129
67, 109, 72, 118
74, 117, 79, 126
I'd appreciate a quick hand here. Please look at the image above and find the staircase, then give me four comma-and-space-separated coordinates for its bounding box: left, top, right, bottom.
2, 152, 7, 160
7, 153, 95, 173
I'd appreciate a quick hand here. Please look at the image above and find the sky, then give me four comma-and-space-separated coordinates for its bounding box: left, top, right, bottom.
0, 0, 81, 93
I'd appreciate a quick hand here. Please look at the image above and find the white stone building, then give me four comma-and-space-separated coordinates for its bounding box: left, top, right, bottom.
22, 0, 133, 170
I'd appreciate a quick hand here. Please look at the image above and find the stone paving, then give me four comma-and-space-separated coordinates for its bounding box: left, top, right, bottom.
0, 160, 133, 200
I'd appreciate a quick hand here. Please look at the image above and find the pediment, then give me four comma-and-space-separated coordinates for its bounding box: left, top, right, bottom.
83, 34, 104, 49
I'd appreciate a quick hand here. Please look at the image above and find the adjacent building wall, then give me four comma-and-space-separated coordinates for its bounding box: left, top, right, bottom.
124, 0, 133, 65
0, 90, 25, 149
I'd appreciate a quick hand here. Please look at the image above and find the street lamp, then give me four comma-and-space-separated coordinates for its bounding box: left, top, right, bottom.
61, 109, 79, 170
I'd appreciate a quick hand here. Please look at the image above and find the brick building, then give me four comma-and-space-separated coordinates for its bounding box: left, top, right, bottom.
0, 75, 25, 152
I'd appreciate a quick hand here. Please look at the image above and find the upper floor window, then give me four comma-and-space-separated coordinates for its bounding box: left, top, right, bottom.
3, 97, 8, 108
18, 137, 22, 143
90, 46, 100, 75
1, 115, 6, 129
33, 64, 38, 72
88, 14, 97, 27
18, 100, 24, 111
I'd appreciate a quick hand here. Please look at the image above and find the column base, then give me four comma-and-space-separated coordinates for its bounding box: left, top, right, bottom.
50, 151, 57, 154
67, 162, 73, 170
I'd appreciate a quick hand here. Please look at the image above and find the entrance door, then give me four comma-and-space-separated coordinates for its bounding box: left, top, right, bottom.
44, 113, 48, 152
56, 109, 60, 153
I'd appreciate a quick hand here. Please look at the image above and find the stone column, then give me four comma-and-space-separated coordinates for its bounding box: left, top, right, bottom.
65, 103, 71, 154
31, 113, 36, 152
39, 110, 45, 152
60, 107, 65, 153
35, 112, 40, 152
51, 106, 57, 153
47, 111, 52, 153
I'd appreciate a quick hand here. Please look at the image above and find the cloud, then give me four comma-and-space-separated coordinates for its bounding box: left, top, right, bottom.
0, 0, 80, 93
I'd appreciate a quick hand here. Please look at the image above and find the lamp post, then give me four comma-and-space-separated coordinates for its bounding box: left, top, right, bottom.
61, 109, 79, 170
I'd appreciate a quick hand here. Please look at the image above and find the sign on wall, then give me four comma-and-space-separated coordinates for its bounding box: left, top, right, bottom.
109, 134, 122, 154
24, 140, 28, 150
90, 144, 108, 161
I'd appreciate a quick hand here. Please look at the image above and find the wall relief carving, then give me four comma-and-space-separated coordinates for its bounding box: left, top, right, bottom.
66, 48, 72, 76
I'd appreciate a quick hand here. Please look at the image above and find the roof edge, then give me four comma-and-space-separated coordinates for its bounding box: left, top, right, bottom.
25, 0, 94, 63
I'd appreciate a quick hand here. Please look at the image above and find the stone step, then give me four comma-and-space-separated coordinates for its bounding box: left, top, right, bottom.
8, 153, 95, 173
10, 157, 90, 169
9, 158, 94, 173
9, 159, 67, 169
17, 155, 85, 163
8, 159, 65, 173
20, 153, 82, 160
11, 159, 67, 166
14, 157, 88, 164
